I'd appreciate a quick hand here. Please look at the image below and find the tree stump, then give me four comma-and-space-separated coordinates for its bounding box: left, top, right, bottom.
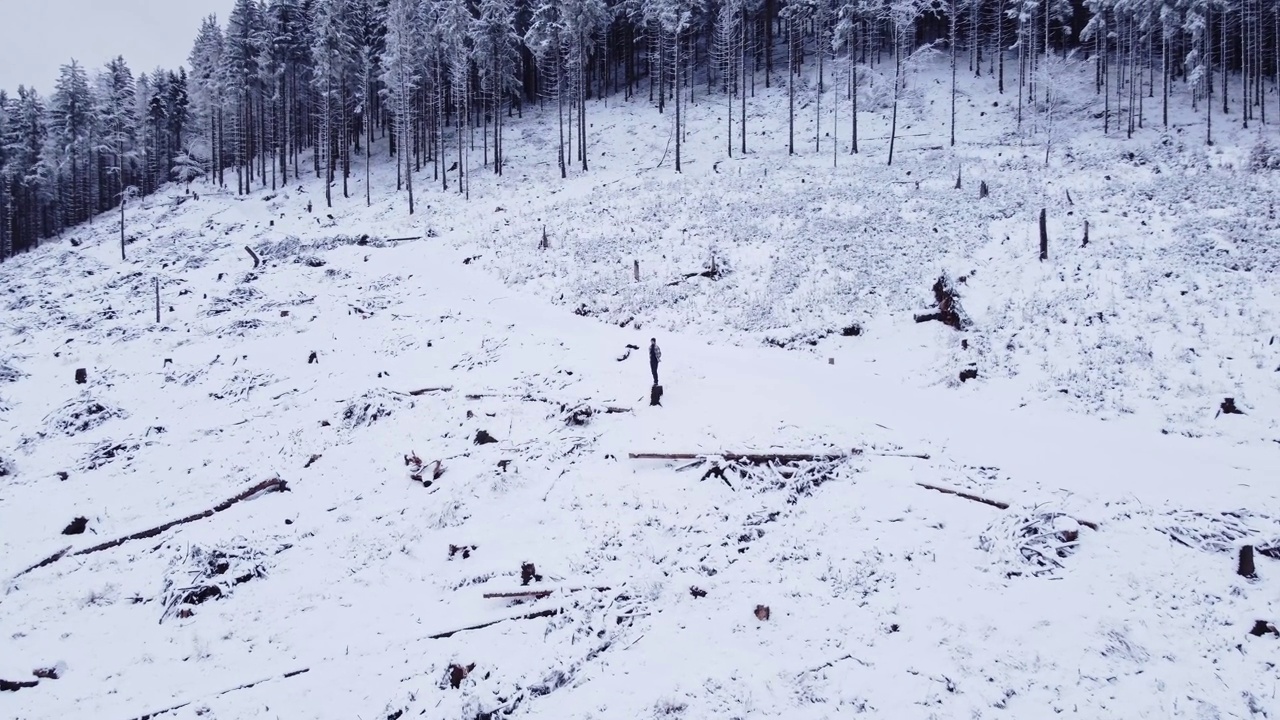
307, 351, 318, 365
979, 181, 989, 199
650, 385, 663, 407
62, 517, 88, 535
1039, 209, 1049, 261
1221, 398, 1244, 415
1238, 545, 1257, 579
1082, 219, 1090, 248
474, 430, 498, 445
75, 368, 87, 385
754, 604, 771, 621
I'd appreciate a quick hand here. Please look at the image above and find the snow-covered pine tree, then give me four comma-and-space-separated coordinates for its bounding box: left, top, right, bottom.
472, 0, 524, 175
49, 60, 95, 227
189, 15, 226, 187
380, 0, 420, 213
225, 0, 265, 194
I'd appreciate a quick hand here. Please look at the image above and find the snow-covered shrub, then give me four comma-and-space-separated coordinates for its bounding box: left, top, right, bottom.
340, 389, 414, 430
44, 397, 127, 436
979, 507, 1083, 576
0, 359, 25, 383
160, 543, 268, 621
1248, 137, 1280, 171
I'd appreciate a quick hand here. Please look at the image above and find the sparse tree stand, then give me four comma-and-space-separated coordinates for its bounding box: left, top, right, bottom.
1039, 209, 1049, 261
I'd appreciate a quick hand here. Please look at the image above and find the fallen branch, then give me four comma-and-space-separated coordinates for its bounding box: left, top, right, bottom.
384, 236, 422, 242
244, 246, 260, 269
801, 653, 872, 675
12, 479, 288, 581
428, 608, 560, 640
916, 482, 1100, 530
915, 482, 1010, 510
126, 668, 309, 720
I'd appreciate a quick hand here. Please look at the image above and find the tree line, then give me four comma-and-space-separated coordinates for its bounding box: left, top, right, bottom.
1, 0, 1275, 261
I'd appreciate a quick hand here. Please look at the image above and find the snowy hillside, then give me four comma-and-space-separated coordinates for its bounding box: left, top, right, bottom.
2, 61, 1279, 719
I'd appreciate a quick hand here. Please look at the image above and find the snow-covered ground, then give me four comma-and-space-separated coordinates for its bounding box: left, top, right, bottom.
2, 58, 1278, 719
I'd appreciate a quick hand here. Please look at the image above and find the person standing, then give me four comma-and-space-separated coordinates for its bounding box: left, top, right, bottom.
649, 338, 662, 386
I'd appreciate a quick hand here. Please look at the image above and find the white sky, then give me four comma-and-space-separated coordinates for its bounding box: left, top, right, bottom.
0, 0, 236, 96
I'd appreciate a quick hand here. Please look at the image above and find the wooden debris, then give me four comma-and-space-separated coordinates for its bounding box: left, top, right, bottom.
916, 481, 1010, 509
308, 351, 318, 364
124, 668, 309, 720
245, 246, 261, 269
75, 368, 87, 384
690, 586, 707, 598
475, 430, 498, 445
448, 544, 477, 560
11, 479, 288, 581
428, 609, 560, 640
0, 678, 38, 692
482, 586, 610, 600
754, 604, 771, 621
629, 450, 930, 462
913, 274, 969, 330
303, 454, 322, 469
1220, 397, 1244, 415
407, 386, 452, 396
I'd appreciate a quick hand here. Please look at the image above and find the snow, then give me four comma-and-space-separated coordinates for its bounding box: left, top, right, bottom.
1, 58, 1279, 719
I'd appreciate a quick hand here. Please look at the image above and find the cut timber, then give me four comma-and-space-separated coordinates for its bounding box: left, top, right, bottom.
244, 246, 261, 269
11, 479, 288, 581
428, 608, 560, 640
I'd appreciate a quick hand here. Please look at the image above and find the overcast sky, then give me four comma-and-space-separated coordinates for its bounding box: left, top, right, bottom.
0, 0, 236, 95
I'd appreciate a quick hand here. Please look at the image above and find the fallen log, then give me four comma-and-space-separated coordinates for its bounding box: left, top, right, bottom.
629, 450, 930, 463
406, 386, 453, 396
11, 479, 288, 581
482, 586, 611, 600
428, 608, 560, 640
126, 668, 309, 720
244, 246, 261, 269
